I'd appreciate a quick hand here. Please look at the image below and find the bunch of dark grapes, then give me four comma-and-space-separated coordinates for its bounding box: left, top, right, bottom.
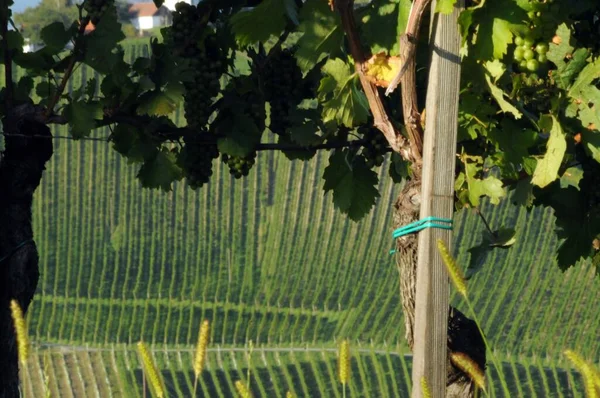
84, 0, 114, 24
262, 48, 303, 135
169, 3, 227, 129
222, 152, 257, 179
216, 81, 265, 179
359, 126, 388, 168
178, 134, 220, 189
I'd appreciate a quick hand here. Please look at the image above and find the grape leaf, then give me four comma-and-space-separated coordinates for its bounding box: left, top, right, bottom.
287, 108, 322, 146
468, 176, 506, 206
554, 48, 589, 90
560, 166, 584, 190
484, 74, 522, 119
295, 0, 343, 74
461, 0, 527, 60
323, 149, 380, 221
397, 0, 411, 35
435, 0, 457, 14
83, 7, 125, 73
389, 152, 410, 183
230, 0, 292, 47
40, 22, 74, 53
547, 24, 574, 69
217, 113, 262, 157
111, 124, 159, 163
62, 100, 103, 139
531, 116, 567, 188
319, 58, 370, 128
511, 178, 534, 207
137, 148, 183, 192
360, 0, 400, 54
137, 83, 184, 117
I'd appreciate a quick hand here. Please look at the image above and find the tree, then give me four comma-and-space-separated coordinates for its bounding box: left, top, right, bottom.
1, 0, 599, 396
13, 0, 79, 43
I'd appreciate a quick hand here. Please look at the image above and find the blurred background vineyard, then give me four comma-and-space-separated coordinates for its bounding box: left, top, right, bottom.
6, 42, 600, 397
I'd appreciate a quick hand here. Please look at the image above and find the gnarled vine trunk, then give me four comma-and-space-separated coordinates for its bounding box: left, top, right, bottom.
0, 110, 53, 397
393, 177, 486, 397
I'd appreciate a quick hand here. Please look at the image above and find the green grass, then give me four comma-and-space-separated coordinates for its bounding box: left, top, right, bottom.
20, 347, 588, 397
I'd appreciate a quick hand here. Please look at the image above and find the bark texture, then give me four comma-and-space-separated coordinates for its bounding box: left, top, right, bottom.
0, 113, 53, 397
393, 178, 486, 397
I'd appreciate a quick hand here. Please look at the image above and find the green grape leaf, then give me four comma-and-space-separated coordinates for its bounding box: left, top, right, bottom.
230, 0, 292, 47
531, 116, 567, 188
111, 124, 159, 163
461, 0, 527, 60
468, 176, 506, 206
40, 22, 73, 53
568, 57, 600, 98
136, 83, 184, 117
484, 74, 522, 119
217, 113, 262, 158
554, 48, 589, 90
35, 81, 57, 101
397, 0, 411, 35
435, 0, 457, 14
15, 76, 34, 103
62, 100, 103, 139
83, 7, 125, 73
287, 108, 322, 146
547, 24, 574, 69
511, 178, 534, 207
319, 58, 370, 127
556, 218, 599, 271
360, 0, 400, 54
137, 148, 183, 192
389, 152, 410, 183
487, 119, 537, 164
323, 149, 380, 221
560, 166, 584, 190
295, 0, 343, 74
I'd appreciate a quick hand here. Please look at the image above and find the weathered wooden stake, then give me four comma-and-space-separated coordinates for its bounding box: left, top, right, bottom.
411, 2, 463, 397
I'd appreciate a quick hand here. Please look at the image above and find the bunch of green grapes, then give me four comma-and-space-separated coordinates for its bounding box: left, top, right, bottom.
359, 126, 388, 168
168, 3, 227, 130
83, 0, 114, 25
178, 134, 220, 189
221, 152, 257, 179
513, 35, 549, 73
262, 48, 303, 136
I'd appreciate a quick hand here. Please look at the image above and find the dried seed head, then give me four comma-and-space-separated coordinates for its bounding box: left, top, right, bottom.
450, 352, 485, 391
136, 341, 166, 398
10, 300, 29, 366
193, 319, 210, 376
338, 339, 351, 385
437, 239, 467, 297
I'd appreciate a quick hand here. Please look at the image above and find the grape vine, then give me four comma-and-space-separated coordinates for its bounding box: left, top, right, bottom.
2, 0, 599, 270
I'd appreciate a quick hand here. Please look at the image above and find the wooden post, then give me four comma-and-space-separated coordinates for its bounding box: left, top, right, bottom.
411, 2, 463, 397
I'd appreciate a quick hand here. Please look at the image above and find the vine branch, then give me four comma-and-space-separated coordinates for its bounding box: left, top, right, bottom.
334, 0, 418, 163
44, 15, 89, 119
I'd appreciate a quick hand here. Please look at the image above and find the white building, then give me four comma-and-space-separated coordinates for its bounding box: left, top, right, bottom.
128, 3, 172, 31
162, 0, 198, 11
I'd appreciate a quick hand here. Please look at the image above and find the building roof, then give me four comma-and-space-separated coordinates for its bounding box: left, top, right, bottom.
128, 3, 162, 17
